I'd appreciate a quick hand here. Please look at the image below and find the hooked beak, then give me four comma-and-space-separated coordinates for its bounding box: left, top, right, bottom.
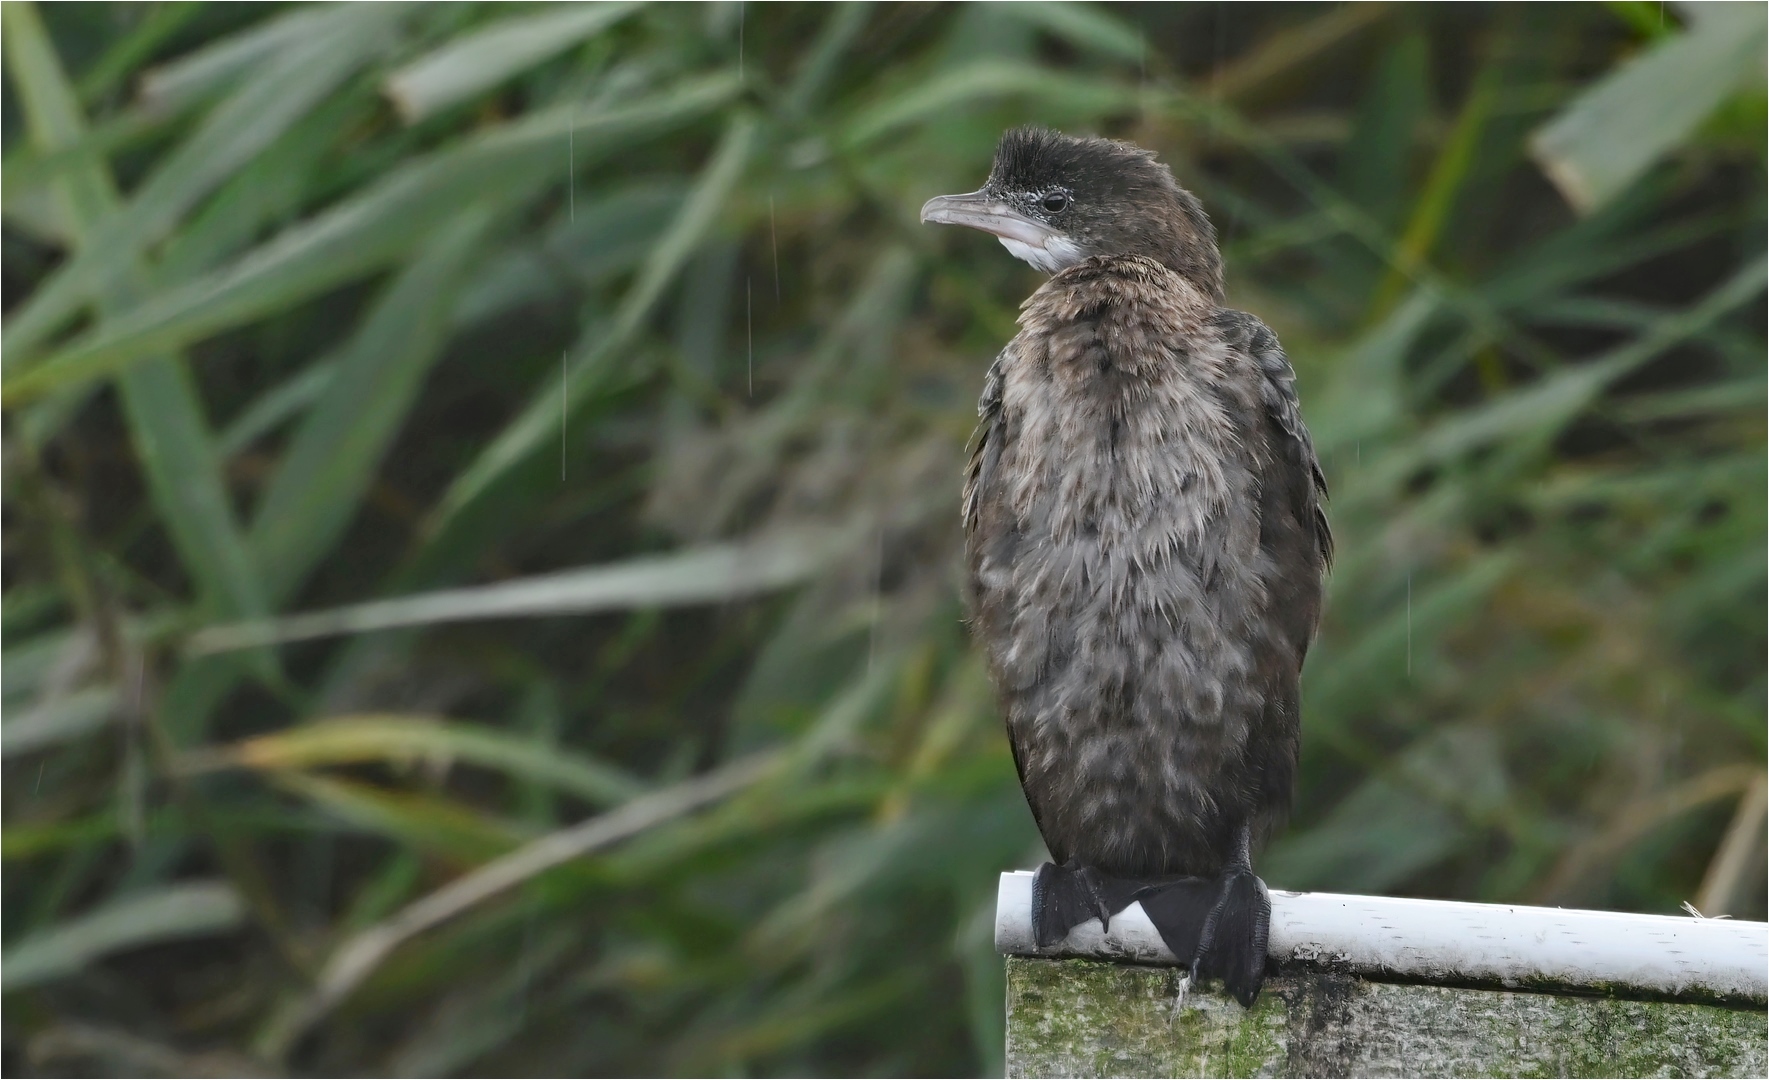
920, 190, 1059, 248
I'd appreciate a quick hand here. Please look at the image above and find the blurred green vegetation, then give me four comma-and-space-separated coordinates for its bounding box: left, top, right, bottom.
1, 2, 1763, 1075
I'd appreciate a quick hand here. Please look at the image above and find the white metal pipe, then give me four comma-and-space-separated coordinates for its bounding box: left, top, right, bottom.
994, 871, 1768, 1005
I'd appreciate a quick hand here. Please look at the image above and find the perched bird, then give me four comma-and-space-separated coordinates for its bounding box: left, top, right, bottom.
921, 127, 1330, 1006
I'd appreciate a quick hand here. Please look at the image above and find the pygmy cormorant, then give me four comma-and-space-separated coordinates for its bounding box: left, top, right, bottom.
922, 127, 1331, 1006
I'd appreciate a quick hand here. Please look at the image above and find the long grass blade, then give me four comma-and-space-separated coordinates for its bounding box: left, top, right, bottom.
2, 686, 117, 757
190, 527, 847, 653
271, 752, 778, 1049
267, 771, 528, 862
385, 2, 644, 123
183, 714, 646, 807
840, 61, 1137, 150
1531, 3, 1767, 212
998, 3, 1145, 63
2, 881, 244, 991
136, 4, 338, 109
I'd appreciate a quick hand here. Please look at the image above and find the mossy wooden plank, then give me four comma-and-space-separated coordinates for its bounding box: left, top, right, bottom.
1005, 957, 1769, 1078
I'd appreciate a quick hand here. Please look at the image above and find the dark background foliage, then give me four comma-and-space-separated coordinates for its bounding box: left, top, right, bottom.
2, 2, 1764, 1075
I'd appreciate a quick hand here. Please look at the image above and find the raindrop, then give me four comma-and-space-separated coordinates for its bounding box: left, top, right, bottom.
769, 195, 782, 303
1405, 572, 1412, 677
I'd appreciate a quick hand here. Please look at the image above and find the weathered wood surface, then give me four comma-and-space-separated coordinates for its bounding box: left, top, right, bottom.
995, 872, 1768, 1006
1006, 957, 1769, 1079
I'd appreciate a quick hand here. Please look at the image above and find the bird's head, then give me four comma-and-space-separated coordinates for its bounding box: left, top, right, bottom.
920, 126, 1223, 300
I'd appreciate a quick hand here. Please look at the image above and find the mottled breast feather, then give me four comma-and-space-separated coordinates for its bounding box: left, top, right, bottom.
964, 255, 1329, 878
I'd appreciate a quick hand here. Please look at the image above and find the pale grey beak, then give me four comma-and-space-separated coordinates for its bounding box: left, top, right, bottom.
920, 190, 1059, 247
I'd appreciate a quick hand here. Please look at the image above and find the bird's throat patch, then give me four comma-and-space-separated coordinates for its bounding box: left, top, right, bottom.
1000, 234, 1087, 275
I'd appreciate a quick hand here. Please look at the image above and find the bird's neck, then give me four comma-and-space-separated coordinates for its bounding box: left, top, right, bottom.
1028, 255, 1218, 325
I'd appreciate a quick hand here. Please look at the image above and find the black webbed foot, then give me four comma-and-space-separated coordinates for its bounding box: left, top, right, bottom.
1193, 868, 1271, 1006
1128, 875, 1219, 964
1134, 868, 1271, 1007
1031, 860, 1141, 947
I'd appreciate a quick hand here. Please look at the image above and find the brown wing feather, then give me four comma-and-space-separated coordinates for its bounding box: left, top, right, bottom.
963, 349, 1008, 537
963, 346, 1064, 855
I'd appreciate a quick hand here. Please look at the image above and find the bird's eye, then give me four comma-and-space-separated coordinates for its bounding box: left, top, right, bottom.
1041, 192, 1071, 213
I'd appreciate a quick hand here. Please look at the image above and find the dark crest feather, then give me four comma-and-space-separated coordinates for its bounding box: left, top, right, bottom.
986, 126, 1223, 298
991, 126, 1164, 193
